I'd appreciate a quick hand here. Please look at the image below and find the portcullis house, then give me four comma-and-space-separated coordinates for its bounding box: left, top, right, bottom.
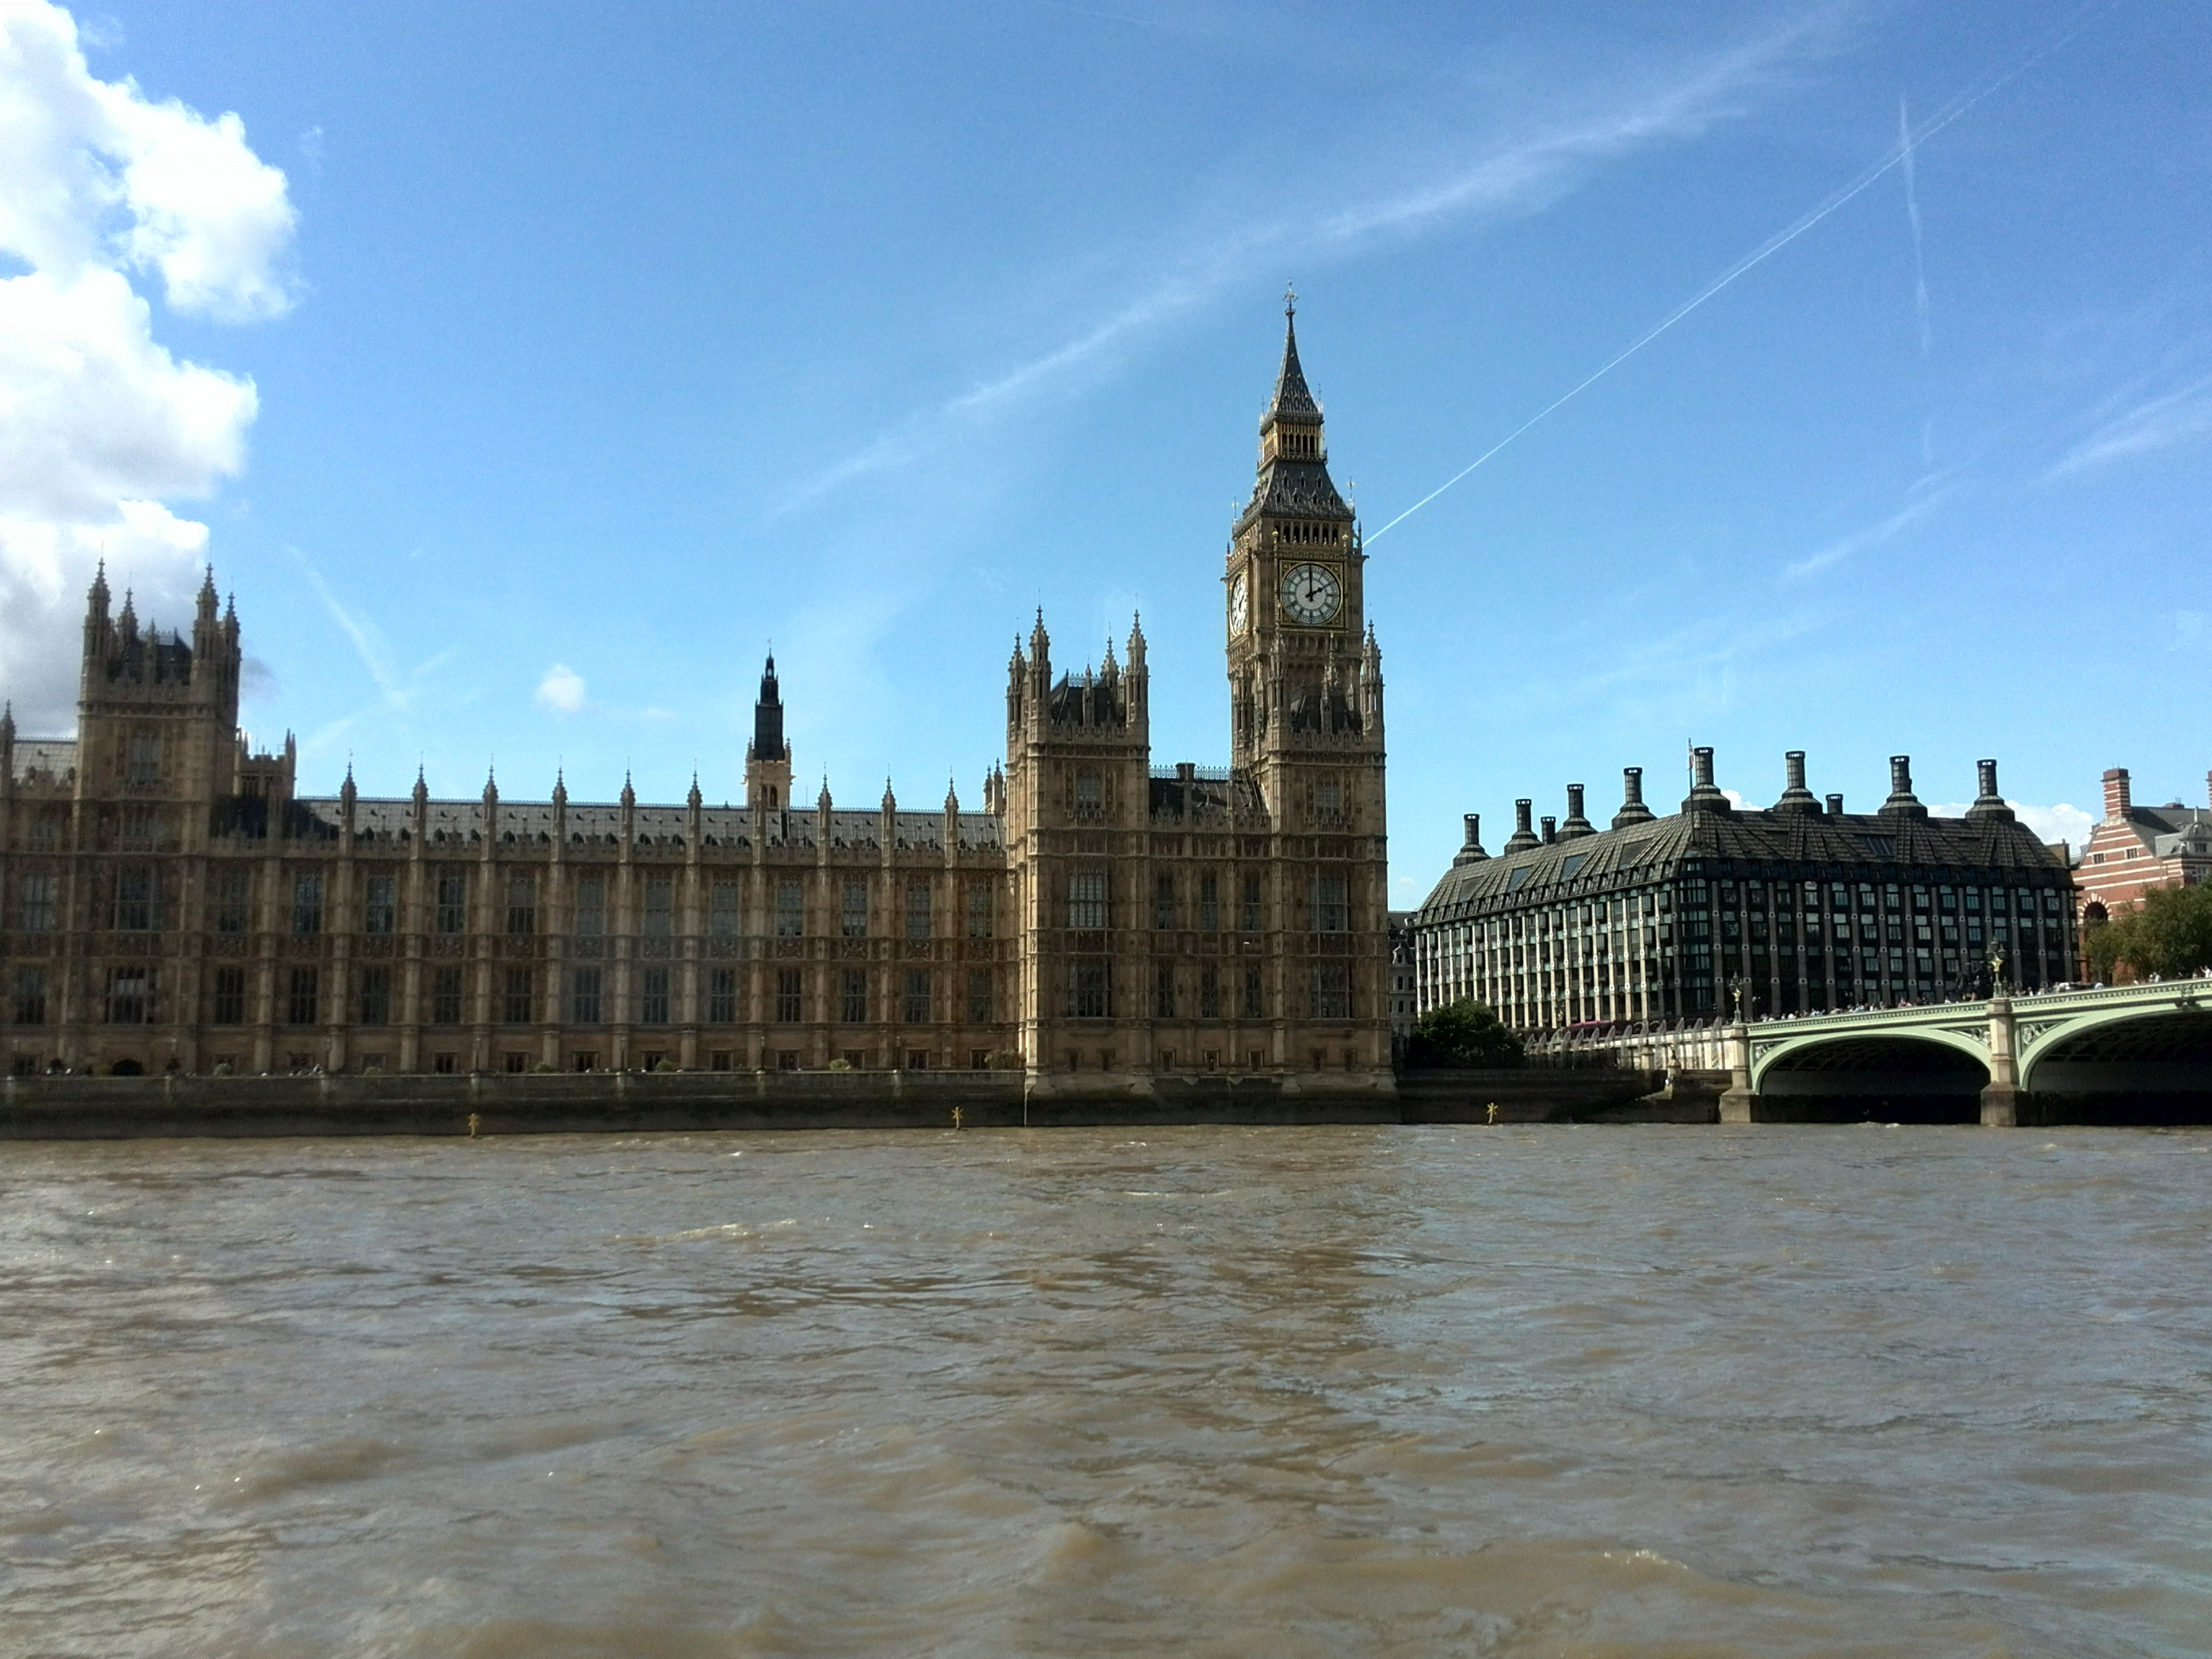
1, 310, 1392, 1092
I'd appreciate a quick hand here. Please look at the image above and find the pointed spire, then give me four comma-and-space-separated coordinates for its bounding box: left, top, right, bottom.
944, 776, 959, 814
687, 771, 703, 811
881, 776, 896, 813
817, 775, 832, 815
1265, 291, 1320, 423
620, 769, 636, 810
118, 587, 138, 636
1029, 607, 1050, 663
552, 766, 568, 809
412, 762, 428, 809
1126, 611, 1146, 669
197, 565, 218, 619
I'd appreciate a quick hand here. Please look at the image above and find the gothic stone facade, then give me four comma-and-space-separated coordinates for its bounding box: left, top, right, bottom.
1414, 749, 2078, 1037
1, 315, 1391, 1083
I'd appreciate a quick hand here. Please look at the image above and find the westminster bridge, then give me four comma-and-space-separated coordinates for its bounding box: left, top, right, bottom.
1547, 979, 2212, 1126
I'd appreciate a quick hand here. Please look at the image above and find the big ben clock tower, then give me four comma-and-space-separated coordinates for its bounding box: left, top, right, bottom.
1226, 291, 1385, 825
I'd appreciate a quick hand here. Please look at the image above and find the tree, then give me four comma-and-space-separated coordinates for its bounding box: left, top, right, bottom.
1407, 998, 1523, 1069
2084, 882, 2212, 982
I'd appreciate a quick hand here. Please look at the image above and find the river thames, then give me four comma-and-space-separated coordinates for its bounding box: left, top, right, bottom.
3, 1124, 2206, 1657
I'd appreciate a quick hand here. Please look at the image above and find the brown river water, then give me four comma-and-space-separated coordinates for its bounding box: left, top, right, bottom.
2, 1124, 2208, 1658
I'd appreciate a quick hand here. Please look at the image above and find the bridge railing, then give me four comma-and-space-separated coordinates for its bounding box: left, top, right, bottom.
1538, 976, 2212, 1066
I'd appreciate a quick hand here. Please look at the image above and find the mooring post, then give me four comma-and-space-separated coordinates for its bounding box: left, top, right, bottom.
1718, 1023, 1757, 1123
1980, 996, 2020, 1127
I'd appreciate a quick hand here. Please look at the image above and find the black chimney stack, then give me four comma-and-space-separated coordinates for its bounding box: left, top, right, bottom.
1965, 757, 2015, 823
1504, 797, 1539, 853
1774, 749, 1820, 815
1452, 812, 1490, 865
1881, 754, 1929, 819
1561, 783, 1594, 839
1612, 764, 1655, 828
1683, 745, 1732, 814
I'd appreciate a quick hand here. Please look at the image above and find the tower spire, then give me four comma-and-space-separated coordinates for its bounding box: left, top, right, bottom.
1265, 294, 1319, 425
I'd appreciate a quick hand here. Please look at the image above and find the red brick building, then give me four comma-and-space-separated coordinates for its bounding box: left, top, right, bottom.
2076, 768, 2212, 934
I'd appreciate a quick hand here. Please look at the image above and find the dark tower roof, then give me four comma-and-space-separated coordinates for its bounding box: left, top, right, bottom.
751, 654, 787, 761
1265, 306, 1320, 424
1238, 293, 1353, 530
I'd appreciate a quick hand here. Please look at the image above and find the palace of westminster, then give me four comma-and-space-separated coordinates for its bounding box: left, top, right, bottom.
1, 308, 2078, 1080
1, 310, 1392, 1082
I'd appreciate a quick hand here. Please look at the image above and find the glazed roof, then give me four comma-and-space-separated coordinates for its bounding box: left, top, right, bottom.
9, 738, 77, 783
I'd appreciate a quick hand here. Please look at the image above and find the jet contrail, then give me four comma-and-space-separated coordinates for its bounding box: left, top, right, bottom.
1368, 1, 2118, 544
1900, 94, 1932, 359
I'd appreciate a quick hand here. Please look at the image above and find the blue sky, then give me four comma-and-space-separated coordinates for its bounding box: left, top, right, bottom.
2, 0, 2207, 905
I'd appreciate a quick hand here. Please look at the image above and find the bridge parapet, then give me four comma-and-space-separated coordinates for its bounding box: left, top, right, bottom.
1551, 979, 2212, 1125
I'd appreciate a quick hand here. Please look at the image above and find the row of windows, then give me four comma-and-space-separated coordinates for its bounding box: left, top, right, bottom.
1425, 881, 2067, 950
9, 871, 1001, 940
1080, 871, 1349, 933
14, 867, 1374, 939
9, 964, 1004, 1029
14, 958, 1368, 1029
1067, 961, 1353, 1021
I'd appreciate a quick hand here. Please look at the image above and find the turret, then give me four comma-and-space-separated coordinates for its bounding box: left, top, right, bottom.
745, 653, 793, 811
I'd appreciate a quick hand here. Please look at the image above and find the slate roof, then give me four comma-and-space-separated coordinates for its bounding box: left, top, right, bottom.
2124, 803, 2212, 858
293, 798, 1005, 854
1247, 458, 1351, 522
1238, 314, 1353, 526
1417, 802, 2070, 921
1267, 315, 1320, 421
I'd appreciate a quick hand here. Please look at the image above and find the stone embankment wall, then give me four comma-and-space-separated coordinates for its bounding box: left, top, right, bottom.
0, 1067, 1704, 1140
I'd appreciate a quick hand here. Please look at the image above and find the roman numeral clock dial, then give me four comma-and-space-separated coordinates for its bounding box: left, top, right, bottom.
1278, 561, 1341, 627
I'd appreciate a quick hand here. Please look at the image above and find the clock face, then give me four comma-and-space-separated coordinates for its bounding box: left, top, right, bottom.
1228, 571, 1249, 634
1278, 562, 1343, 626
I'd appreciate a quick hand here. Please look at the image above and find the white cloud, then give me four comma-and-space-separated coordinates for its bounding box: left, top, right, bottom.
0, 0, 295, 732
535, 663, 586, 714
